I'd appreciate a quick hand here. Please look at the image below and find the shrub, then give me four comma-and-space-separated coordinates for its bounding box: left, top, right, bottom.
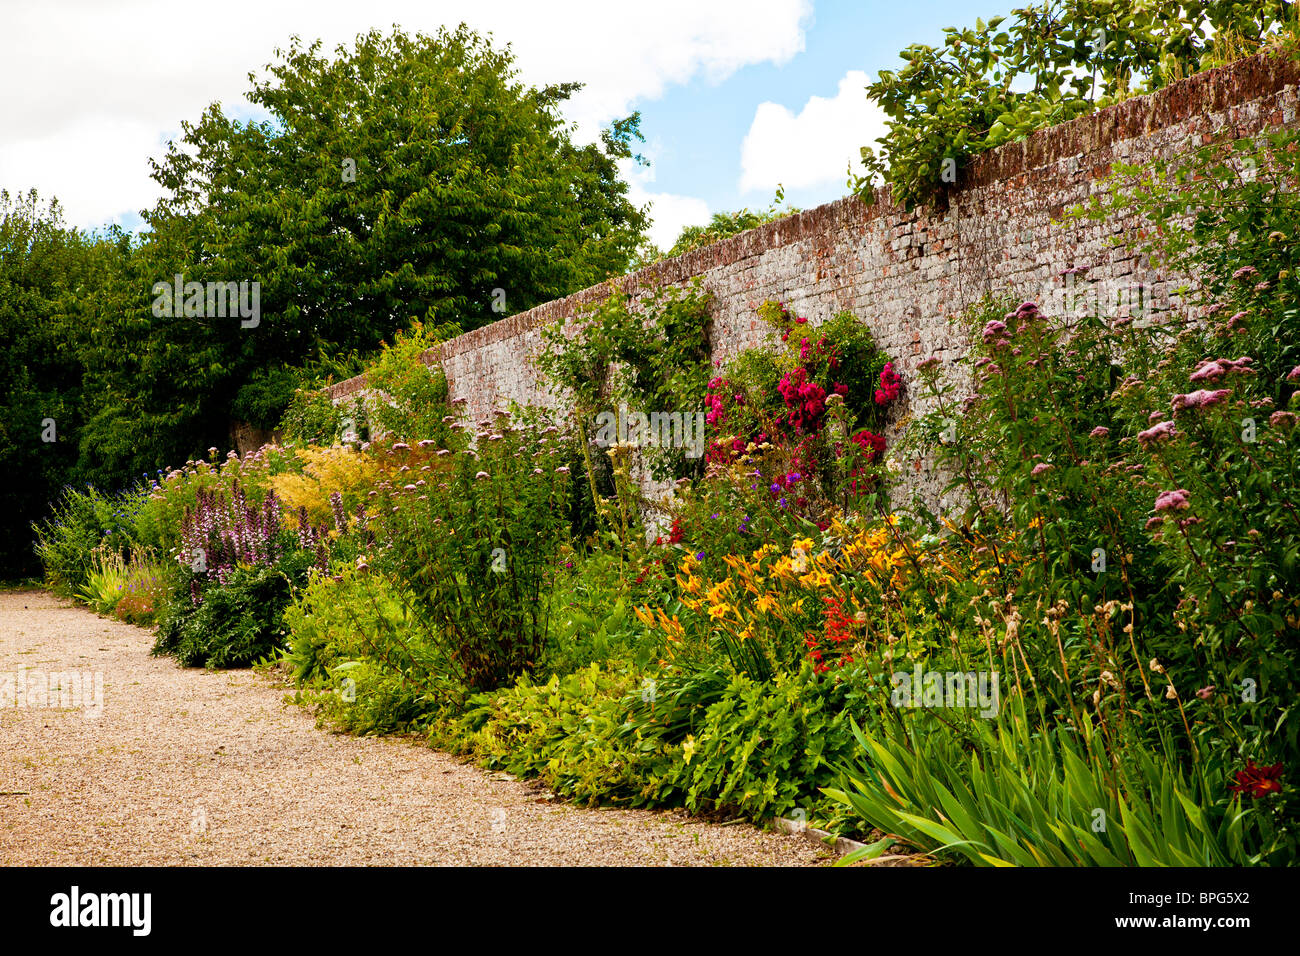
363, 320, 459, 444
278, 387, 345, 446
283, 563, 459, 733
77, 548, 173, 626
153, 549, 316, 668
373, 410, 576, 690
269, 445, 382, 527
34, 485, 134, 597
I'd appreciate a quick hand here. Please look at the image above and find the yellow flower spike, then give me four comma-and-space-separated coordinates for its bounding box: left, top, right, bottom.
633, 605, 656, 628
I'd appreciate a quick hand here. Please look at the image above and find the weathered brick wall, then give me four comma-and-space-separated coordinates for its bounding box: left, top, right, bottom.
326, 52, 1300, 509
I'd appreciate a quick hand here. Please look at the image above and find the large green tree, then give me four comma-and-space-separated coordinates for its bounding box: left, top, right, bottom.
79, 23, 650, 481
0, 190, 122, 575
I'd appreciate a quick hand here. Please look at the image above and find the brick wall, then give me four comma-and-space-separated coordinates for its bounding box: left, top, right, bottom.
326, 52, 1300, 509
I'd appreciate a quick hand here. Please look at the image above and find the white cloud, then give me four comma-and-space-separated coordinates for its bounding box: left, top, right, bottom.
738, 69, 887, 194
619, 157, 710, 251
0, 0, 811, 231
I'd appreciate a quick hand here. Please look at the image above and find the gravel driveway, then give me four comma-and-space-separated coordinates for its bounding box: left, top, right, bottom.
0, 590, 825, 866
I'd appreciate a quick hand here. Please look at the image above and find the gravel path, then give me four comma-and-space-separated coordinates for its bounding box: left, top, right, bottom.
0, 590, 826, 866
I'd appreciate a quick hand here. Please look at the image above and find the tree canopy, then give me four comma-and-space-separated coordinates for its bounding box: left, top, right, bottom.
76, 23, 651, 480
2, 24, 653, 575
857, 0, 1299, 209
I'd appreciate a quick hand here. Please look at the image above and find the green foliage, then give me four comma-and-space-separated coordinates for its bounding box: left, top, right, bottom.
76, 548, 131, 614
33, 484, 138, 596
857, 0, 1299, 210
647, 665, 866, 827
0, 190, 121, 577
435, 665, 652, 803
373, 410, 576, 690
147, 23, 647, 341
361, 321, 459, 443
432, 660, 867, 831
542, 549, 667, 676
278, 388, 345, 446
829, 703, 1267, 866
153, 549, 316, 668
283, 568, 454, 734
665, 197, 800, 258
538, 283, 712, 416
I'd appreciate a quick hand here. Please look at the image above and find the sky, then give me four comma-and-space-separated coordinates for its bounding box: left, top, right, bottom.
0, 0, 983, 250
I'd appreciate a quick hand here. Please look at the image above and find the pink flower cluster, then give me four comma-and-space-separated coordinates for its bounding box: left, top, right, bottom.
981, 319, 1010, 347
1153, 489, 1192, 513
705, 377, 729, 426
1009, 301, 1042, 322
772, 301, 808, 342
849, 428, 886, 461
778, 367, 832, 434
1137, 420, 1177, 446
1189, 356, 1253, 383
1271, 410, 1297, 429
1171, 389, 1233, 414
875, 362, 902, 405
845, 429, 885, 495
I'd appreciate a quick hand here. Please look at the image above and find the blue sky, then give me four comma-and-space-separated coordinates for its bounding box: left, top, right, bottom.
0, 1, 985, 248
635, 0, 979, 220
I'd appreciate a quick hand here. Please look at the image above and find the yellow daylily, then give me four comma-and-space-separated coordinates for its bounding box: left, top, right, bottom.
798, 569, 833, 589
708, 603, 735, 622
705, 579, 736, 604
